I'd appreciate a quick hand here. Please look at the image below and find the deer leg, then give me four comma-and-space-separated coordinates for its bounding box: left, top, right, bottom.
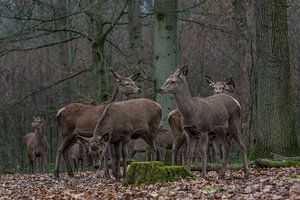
114, 142, 121, 181
108, 143, 118, 180
102, 144, 111, 180
54, 135, 75, 179
142, 136, 157, 161
63, 145, 75, 177
121, 141, 128, 178
29, 156, 34, 174
172, 135, 186, 165
184, 130, 197, 171
41, 156, 45, 173
218, 135, 231, 179
211, 137, 222, 163
73, 158, 78, 172
80, 159, 84, 172
200, 132, 209, 178
232, 132, 249, 178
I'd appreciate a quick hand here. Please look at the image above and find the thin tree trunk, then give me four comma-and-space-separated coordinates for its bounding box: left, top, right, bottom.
128, 0, 146, 96
154, 0, 179, 125
89, 0, 108, 102
250, 0, 299, 159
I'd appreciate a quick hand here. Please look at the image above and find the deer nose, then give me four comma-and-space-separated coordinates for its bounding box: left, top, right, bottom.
158, 88, 164, 93
137, 88, 141, 94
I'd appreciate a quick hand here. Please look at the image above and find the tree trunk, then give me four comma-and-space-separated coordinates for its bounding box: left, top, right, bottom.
154, 0, 179, 126
250, 0, 299, 159
89, 0, 108, 103
128, 0, 143, 72
128, 0, 146, 96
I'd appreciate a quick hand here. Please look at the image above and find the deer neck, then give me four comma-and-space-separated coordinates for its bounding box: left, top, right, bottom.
34, 127, 44, 142
173, 82, 194, 118
108, 87, 129, 103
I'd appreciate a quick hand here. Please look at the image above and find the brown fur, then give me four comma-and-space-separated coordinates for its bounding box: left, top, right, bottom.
160, 65, 249, 179
79, 98, 162, 181
168, 76, 235, 165
24, 116, 49, 173
54, 71, 140, 179
128, 128, 174, 162
68, 141, 88, 172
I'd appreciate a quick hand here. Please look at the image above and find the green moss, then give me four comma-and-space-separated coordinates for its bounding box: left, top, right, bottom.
201, 185, 218, 194
249, 140, 273, 160
123, 161, 192, 186
286, 174, 300, 179
255, 159, 300, 167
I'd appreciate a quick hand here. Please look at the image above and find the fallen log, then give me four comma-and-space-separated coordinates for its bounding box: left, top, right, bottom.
255, 159, 300, 168
271, 153, 300, 162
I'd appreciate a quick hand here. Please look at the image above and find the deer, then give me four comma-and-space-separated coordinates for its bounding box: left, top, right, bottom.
168, 76, 236, 166
128, 128, 174, 163
77, 98, 162, 181
24, 116, 49, 173
159, 65, 249, 179
68, 141, 88, 172
54, 70, 141, 179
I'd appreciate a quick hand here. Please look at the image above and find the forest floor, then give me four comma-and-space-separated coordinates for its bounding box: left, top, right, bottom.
0, 166, 299, 199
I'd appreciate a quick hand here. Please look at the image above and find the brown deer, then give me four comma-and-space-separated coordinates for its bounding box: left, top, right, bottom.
128, 128, 174, 163
68, 141, 88, 172
78, 98, 162, 181
24, 116, 49, 173
205, 75, 235, 94
160, 65, 249, 179
168, 76, 236, 166
54, 70, 141, 179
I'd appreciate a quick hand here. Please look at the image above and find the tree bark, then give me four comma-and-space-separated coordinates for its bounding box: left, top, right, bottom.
154, 0, 179, 126
250, 0, 299, 159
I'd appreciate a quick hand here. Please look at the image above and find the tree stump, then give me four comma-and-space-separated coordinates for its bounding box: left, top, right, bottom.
123, 161, 192, 186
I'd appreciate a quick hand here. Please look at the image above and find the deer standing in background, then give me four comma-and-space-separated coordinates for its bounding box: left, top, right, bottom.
68, 141, 88, 172
168, 76, 236, 166
128, 128, 174, 163
78, 98, 162, 181
160, 65, 249, 179
24, 116, 49, 173
54, 70, 140, 179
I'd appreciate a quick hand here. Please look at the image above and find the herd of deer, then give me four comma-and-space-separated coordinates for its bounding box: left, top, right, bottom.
24, 65, 249, 181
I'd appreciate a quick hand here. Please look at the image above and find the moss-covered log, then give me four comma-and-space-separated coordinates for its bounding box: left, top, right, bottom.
271, 153, 300, 161
123, 161, 192, 186
255, 159, 300, 168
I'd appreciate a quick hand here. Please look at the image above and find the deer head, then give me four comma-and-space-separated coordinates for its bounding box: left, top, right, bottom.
159, 65, 189, 94
31, 116, 44, 129
111, 70, 141, 95
77, 132, 109, 169
205, 75, 235, 94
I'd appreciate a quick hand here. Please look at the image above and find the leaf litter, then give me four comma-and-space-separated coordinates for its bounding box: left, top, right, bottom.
0, 167, 299, 199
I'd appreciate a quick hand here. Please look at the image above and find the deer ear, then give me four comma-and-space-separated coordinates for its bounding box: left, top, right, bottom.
205, 75, 215, 87
110, 70, 122, 81
130, 72, 141, 81
32, 116, 37, 120
100, 134, 109, 143
224, 77, 235, 90
77, 135, 93, 145
179, 65, 188, 77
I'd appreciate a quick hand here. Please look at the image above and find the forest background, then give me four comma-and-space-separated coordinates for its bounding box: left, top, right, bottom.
0, 0, 299, 173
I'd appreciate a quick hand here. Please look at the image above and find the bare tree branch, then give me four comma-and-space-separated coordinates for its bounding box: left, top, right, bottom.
11, 68, 91, 106
0, 36, 82, 57
179, 17, 233, 34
